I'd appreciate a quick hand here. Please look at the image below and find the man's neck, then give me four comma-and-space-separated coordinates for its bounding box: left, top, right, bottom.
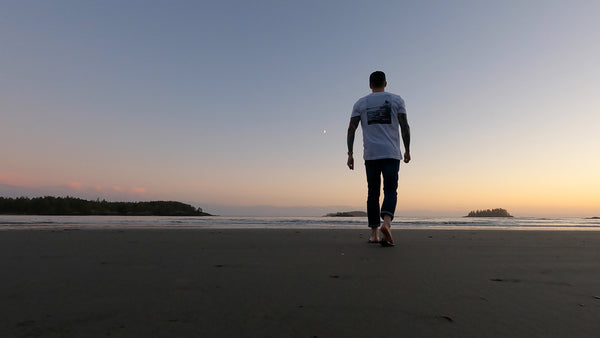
371, 88, 385, 93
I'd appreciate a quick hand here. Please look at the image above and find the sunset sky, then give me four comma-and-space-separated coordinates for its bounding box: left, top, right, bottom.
1, 1, 599, 216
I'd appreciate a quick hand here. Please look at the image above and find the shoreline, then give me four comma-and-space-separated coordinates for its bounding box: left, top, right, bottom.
3, 225, 600, 231
2, 215, 600, 232
2, 228, 600, 337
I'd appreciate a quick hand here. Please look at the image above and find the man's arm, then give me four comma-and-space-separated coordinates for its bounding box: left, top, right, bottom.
398, 113, 411, 163
347, 116, 360, 170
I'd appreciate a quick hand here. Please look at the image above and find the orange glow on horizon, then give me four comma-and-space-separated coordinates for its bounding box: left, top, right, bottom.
1, 169, 597, 217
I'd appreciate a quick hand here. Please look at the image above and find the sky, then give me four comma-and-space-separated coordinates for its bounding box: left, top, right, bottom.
1, 0, 599, 217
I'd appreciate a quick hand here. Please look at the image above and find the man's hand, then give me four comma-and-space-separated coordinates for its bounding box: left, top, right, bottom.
347, 116, 360, 170
398, 113, 410, 164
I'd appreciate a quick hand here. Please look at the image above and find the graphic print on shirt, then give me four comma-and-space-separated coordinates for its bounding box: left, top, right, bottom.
366, 100, 392, 125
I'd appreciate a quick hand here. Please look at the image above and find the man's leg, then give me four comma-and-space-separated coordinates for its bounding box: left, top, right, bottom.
380, 159, 400, 221
380, 159, 400, 244
365, 160, 382, 241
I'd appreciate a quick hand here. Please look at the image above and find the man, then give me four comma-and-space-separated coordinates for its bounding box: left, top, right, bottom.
347, 71, 411, 247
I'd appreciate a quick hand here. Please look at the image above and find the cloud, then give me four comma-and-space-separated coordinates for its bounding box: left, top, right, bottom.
111, 186, 125, 192
0, 172, 33, 187
68, 182, 83, 190
132, 187, 147, 194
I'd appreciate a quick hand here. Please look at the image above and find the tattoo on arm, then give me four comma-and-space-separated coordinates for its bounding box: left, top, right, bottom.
347, 117, 360, 154
398, 113, 410, 152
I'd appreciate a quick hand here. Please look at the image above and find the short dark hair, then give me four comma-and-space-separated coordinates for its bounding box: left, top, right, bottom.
369, 71, 386, 88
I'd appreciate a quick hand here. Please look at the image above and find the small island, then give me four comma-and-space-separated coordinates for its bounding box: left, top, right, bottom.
324, 211, 367, 217
466, 208, 513, 217
0, 196, 211, 216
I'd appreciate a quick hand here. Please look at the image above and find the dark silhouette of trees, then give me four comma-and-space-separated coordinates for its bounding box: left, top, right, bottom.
324, 211, 367, 217
0, 196, 211, 216
466, 208, 513, 217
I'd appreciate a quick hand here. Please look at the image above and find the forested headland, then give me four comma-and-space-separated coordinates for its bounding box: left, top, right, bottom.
0, 196, 211, 216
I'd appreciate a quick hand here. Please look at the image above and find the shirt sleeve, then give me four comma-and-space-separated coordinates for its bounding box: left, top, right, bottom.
396, 96, 406, 115
351, 100, 361, 118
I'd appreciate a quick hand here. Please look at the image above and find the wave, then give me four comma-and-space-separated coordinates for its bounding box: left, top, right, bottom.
1, 215, 598, 230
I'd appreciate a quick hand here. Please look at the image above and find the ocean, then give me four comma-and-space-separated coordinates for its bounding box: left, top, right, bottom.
1, 215, 600, 231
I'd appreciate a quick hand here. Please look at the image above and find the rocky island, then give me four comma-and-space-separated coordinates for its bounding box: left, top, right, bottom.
324, 211, 367, 217
466, 208, 513, 217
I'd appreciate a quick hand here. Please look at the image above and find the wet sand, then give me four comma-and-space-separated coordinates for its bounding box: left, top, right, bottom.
1, 229, 600, 337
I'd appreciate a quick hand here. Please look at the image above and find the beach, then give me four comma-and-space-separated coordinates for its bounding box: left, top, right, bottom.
2, 229, 599, 337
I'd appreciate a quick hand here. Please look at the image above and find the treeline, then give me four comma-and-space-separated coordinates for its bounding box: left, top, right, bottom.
324, 211, 367, 217
0, 196, 211, 216
466, 208, 513, 217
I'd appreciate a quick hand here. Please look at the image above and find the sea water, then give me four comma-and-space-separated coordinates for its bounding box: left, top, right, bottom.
1, 215, 599, 231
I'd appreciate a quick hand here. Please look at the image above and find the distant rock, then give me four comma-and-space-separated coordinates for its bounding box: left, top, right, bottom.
324, 211, 367, 217
466, 208, 513, 217
586, 216, 600, 219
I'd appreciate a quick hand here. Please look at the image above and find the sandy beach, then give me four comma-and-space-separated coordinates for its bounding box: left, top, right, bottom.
1, 228, 599, 337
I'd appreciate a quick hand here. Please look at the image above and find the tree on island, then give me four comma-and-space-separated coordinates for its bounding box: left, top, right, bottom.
0, 196, 211, 216
324, 211, 367, 217
466, 208, 513, 217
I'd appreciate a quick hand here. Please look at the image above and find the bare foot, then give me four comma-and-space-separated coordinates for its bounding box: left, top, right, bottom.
368, 227, 380, 243
380, 224, 393, 245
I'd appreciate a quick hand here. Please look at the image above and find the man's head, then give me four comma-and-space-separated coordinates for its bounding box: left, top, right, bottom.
369, 71, 387, 91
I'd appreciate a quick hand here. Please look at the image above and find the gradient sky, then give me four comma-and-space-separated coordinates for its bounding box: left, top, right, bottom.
1, 1, 599, 216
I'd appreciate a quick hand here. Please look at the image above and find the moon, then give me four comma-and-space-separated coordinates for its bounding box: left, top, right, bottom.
323, 129, 327, 134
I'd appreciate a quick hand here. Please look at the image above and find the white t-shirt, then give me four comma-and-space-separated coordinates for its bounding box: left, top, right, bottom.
351, 92, 406, 161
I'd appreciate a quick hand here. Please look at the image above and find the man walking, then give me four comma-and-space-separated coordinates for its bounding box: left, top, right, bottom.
347, 71, 411, 247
